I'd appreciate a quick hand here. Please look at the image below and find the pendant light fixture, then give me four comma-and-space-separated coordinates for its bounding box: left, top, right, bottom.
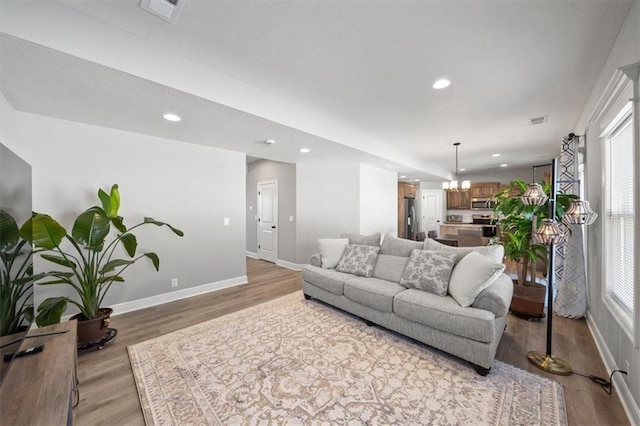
442, 142, 470, 191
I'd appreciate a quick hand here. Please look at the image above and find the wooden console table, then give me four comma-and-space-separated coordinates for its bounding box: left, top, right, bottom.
0, 320, 78, 425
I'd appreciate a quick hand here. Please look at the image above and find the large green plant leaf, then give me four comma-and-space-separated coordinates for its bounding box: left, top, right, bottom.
144, 252, 160, 271
72, 206, 110, 249
20, 214, 67, 249
0, 209, 19, 252
98, 184, 121, 218
120, 234, 137, 257
144, 217, 184, 237
99, 259, 134, 274
40, 254, 77, 269
111, 216, 126, 233
35, 297, 68, 327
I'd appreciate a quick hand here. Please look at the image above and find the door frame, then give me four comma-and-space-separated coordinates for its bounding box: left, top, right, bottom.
257, 179, 278, 262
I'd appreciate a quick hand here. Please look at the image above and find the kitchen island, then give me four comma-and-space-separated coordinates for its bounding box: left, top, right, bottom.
439, 222, 497, 246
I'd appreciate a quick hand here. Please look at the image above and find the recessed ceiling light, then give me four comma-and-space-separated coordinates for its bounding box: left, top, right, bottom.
432, 79, 451, 90
163, 113, 181, 122
414, 179, 420, 182
400, 175, 407, 178
300, 148, 310, 153
264, 139, 276, 145
492, 153, 501, 158
500, 163, 508, 167
459, 168, 466, 172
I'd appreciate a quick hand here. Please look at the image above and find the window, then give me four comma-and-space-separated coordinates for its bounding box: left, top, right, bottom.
603, 106, 635, 333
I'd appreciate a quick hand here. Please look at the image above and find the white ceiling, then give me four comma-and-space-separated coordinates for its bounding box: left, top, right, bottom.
0, 0, 633, 180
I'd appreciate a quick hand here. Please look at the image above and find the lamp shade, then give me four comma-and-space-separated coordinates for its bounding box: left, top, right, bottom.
533, 219, 564, 245
563, 200, 598, 225
521, 183, 548, 206
461, 180, 471, 189
442, 181, 449, 190
449, 180, 458, 190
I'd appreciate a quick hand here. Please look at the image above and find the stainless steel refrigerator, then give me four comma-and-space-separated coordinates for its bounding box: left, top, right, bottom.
404, 198, 417, 240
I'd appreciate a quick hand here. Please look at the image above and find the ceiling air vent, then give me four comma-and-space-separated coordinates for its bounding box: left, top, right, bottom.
529, 115, 548, 125
140, 0, 184, 23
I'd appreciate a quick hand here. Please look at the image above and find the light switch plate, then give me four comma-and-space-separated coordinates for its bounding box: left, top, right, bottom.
289, 216, 294, 222
223, 218, 230, 226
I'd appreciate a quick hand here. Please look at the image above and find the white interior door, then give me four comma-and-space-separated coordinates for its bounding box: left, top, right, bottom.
421, 189, 443, 234
257, 180, 278, 263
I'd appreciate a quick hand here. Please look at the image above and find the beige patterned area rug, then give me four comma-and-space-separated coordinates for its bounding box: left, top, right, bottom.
128, 292, 566, 425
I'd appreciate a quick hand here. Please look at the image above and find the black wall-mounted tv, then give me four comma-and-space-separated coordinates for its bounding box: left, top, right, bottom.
0, 143, 34, 385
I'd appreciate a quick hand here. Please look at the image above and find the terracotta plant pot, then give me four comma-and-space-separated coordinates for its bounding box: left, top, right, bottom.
71, 308, 113, 344
510, 281, 546, 319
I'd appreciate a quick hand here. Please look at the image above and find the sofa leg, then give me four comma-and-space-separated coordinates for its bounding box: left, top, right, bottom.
473, 364, 491, 376
303, 294, 312, 300
363, 319, 374, 326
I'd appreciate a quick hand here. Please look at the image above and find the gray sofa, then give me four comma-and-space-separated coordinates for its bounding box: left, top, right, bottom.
302, 235, 513, 375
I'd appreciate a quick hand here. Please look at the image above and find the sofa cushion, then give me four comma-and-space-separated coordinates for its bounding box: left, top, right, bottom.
335, 244, 380, 277
399, 250, 456, 296
372, 254, 409, 283
423, 238, 504, 265
340, 232, 381, 247
303, 265, 354, 295
318, 238, 349, 269
380, 234, 424, 257
448, 252, 506, 307
393, 289, 496, 343
344, 277, 406, 313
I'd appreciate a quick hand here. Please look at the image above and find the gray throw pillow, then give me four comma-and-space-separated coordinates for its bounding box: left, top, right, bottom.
335, 244, 381, 277
340, 232, 382, 247
448, 252, 506, 307
423, 238, 504, 265
399, 250, 456, 296
380, 234, 424, 257
372, 254, 410, 283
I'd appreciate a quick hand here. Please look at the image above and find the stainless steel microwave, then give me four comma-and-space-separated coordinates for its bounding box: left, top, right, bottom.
471, 198, 496, 210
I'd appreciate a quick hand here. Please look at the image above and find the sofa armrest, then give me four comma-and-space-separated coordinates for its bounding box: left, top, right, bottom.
309, 253, 322, 267
471, 274, 513, 317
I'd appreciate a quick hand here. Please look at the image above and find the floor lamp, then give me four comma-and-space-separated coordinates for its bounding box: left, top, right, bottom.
521, 155, 597, 375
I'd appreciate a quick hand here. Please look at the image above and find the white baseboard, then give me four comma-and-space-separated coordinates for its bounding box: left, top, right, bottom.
276, 259, 305, 271
61, 275, 248, 321
586, 312, 640, 425
246, 251, 303, 271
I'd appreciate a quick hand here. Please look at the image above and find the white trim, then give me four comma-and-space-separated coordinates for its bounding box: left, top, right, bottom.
61, 276, 248, 321
275, 259, 305, 271
586, 313, 640, 425
245, 251, 258, 259
587, 69, 633, 125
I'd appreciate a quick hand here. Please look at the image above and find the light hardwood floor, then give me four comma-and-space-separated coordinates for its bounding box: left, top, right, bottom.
75, 258, 628, 425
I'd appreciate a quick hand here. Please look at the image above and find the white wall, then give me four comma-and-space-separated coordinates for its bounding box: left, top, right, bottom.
246, 159, 297, 263
296, 162, 359, 263
6, 108, 247, 311
576, 1, 640, 422
0, 92, 16, 150
359, 164, 397, 236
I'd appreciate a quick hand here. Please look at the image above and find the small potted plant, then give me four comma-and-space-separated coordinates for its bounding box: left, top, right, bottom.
20, 184, 183, 344
493, 180, 575, 318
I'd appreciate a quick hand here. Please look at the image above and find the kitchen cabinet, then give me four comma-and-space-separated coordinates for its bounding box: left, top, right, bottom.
497, 184, 523, 198
470, 182, 499, 198
446, 190, 470, 209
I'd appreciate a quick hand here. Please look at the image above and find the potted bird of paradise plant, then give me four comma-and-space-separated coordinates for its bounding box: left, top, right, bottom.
493, 180, 576, 318
19, 184, 183, 344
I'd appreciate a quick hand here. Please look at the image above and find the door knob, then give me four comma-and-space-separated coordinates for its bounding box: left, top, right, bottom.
272, 226, 276, 229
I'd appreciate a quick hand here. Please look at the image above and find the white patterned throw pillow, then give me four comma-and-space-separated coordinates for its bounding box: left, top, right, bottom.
399, 249, 457, 296
318, 238, 349, 269
335, 244, 381, 277
448, 251, 506, 307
